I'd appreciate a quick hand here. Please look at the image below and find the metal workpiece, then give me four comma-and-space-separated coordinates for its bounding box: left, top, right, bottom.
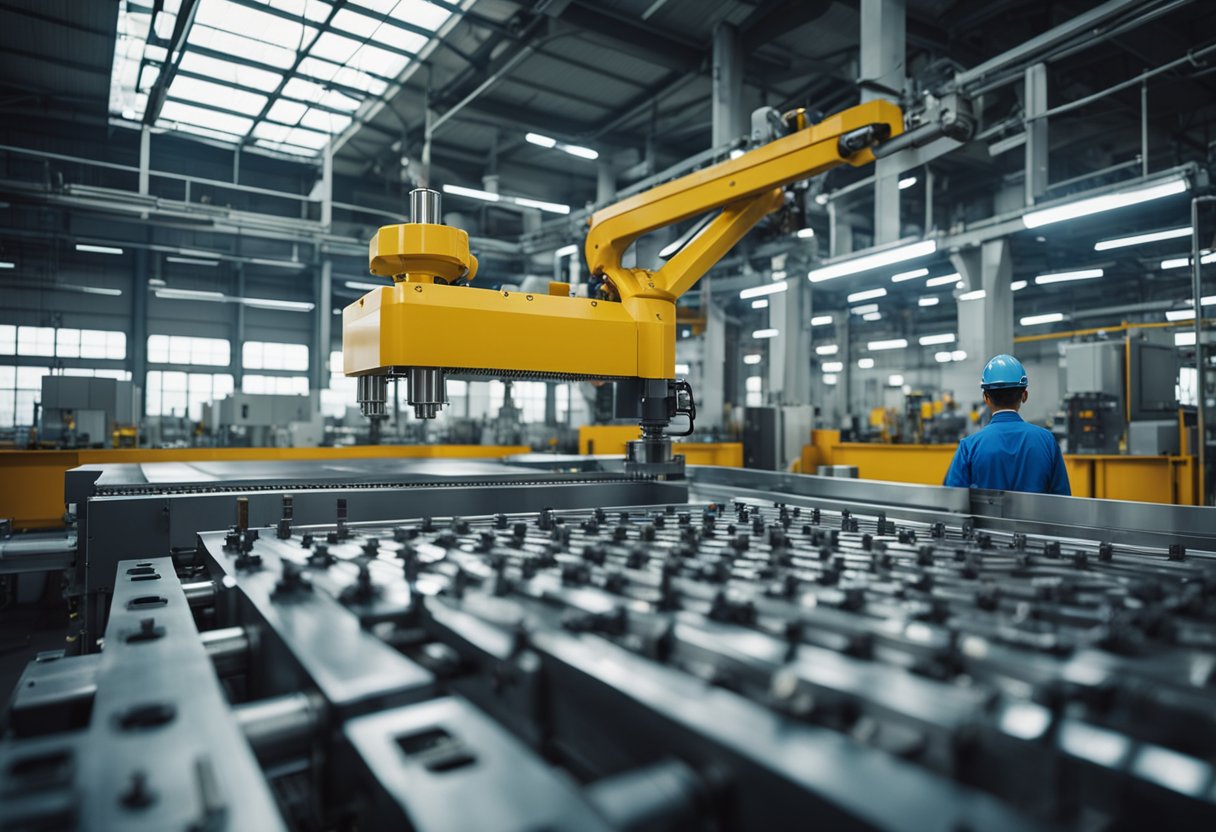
407, 366, 446, 419
356, 374, 389, 418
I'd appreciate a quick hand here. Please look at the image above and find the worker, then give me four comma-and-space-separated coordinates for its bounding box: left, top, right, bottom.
944, 354, 1070, 495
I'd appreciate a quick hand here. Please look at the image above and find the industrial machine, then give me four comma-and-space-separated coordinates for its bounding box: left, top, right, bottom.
3, 464, 1215, 830
36, 376, 139, 449
342, 100, 904, 478
202, 392, 323, 448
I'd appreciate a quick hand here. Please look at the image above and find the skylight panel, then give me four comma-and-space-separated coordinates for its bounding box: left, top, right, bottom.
187, 25, 298, 69
167, 75, 267, 116
309, 31, 365, 64
253, 122, 294, 142
168, 121, 247, 144
299, 108, 352, 134
316, 89, 360, 111
153, 9, 178, 39
331, 7, 383, 38
257, 0, 333, 23
266, 98, 307, 125
282, 77, 326, 101
194, 0, 311, 45
297, 57, 388, 93
178, 52, 282, 91
347, 42, 412, 76
254, 139, 317, 156
351, 0, 451, 31
283, 127, 331, 149
139, 65, 160, 91
159, 99, 254, 136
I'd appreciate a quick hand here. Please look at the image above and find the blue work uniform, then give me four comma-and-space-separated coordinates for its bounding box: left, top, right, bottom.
943, 411, 1070, 495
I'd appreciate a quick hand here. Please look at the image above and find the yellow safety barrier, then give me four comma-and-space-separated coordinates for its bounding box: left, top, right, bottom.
577, 425, 743, 468
0, 445, 529, 530
801, 430, 1198, 505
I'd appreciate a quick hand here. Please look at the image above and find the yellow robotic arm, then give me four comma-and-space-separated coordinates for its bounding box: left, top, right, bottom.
343, 99, 902, 471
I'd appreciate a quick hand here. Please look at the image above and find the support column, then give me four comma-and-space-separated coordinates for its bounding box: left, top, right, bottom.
701, 290, 727, 430
596, 160, 616, 205
950, 238, 1013, 404
132, 247, 148, 415
321, 145, 333, 230
138, 127, 150, 196
711, 23, 744, 148
233, 263, 245, 391
767, 278, 810, 405
314, 260, 332, 392
1024, 63, 1048, 206
860, 0, 906, 244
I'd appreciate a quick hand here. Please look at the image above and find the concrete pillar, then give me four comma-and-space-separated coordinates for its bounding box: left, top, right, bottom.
712, 23, 744, 148
950, 238, 1013, 404
233, 263, 245, 390
314, 260, 332, 392
138, 126, 150, 196
132, 247, 148, 415
701, 290, 727, 429
596, 160, 616, 204
767, 279, 810, 405
321, 145, 333, 229
860, 0, 906, 244
1024, 63, 1049, 206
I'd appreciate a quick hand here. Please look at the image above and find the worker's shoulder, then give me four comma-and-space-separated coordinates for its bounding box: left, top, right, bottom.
1019, 419, 1062, 448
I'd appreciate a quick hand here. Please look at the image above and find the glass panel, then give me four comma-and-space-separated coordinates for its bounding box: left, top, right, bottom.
159, 99, 254, 136
56, 328, 81, 358
350, 0, 450, 31
187, 24, 298, 69
299, 108, 352, 134
178, 52, 283, 91
148, 334, 169, 362
0, 324, 15, 355
80, 330, 108, 359
167, 75, 268, 116
17, 327, 55, 357
266, 98, 307, 125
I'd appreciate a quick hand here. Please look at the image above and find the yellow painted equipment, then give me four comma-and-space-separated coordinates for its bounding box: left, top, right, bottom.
343, 99, 903, 390
0, 445, 529, 530
799, 430, 1199, 505
576, 425, 742, 467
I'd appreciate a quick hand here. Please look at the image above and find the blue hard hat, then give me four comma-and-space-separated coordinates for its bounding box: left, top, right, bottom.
980, 354, 1028, 390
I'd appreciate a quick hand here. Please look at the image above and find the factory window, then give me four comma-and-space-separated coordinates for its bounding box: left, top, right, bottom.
147, 335, 231, 367
0, 365, 50, 427
16, 326, 55, 357
243, 375, 309, 395
321, 350, 356, 417
0, 325, 14, 355
55, 329, 127, 360
59, 369, 132, 380
489, 380, 548, 422
745, 375, 763, 407
243, 341, 309, 371
146, 371, 234, 420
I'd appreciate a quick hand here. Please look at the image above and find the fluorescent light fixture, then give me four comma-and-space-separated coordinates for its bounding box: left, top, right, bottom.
743, 354, 763, 365
919, 333, 956, 346
444, 183, 500, 202
807, 240, 937, 283
958, 289, 986, 301
166, 256, 219, 266
76, 243, 123, 255
243, 298, 315, 312
753, 328, 779, 339
823, 373, 838, 385
515, 197, 571, 214
810, 315, 833, 327
155, 288, 226, 302
249, 258, 306, 270
851, 303, 879, 316
847, 287, 887, 303
815, 345, 838, 356
863, 311, 882, 321
898, 176, 917, 190
82, 286, 123, 296
951, 350, 966, 361
796, 227, 815, 239
0, 261, 14, 269
935, 351, 953, 363
345, 280, 389, 291
1176, 332, 1197, 346
1035, 268, 1103, 285
740, 280, 788, 299
751, 299, 769, 309
1022, 176, 1189, 229
525, 131, 598, 160
888, 374, 905, 387
1165, 309, 1195, 321
771, 270, 787, 280
857, 358, 875, 369
1020, 312, 1065, 326
1161, 251, 1216, 270
926, 272, 961, 287
555, 244, 579, 257
822, 361, 844, 372
1011, 280, 1028, 291
891, 267, 929, 283
1094, 226, 1192, 250
868, 338, 907, 351
918, 296, 939, 307
675, 363, 691, 375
